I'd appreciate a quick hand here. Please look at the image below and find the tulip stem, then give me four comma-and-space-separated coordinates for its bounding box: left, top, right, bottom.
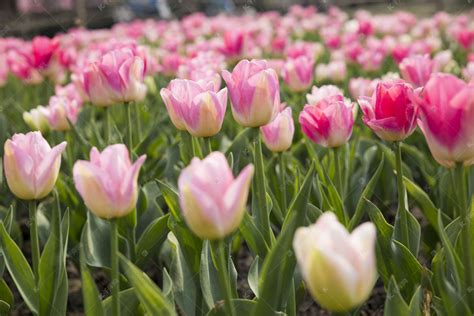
453, 164, 474, 304
394, 142, 409, 247
211, 240, 235, 316
110, 219, 120, 316
105, 107, 112, 144
192, 136, 203, 158
203, 137, 212, 156
28, 201, 40, 287
333, 147, 343, 199
126, 102, 133, 151
254, 132, 272, 247
279, 153, 287, 212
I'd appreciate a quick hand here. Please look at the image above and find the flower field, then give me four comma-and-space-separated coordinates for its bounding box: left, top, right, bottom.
1, 4, 474, 315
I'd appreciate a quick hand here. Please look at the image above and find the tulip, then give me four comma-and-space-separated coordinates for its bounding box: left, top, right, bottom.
222, 59, 280, 127
160, 79, 228, 137
399, 55, 435, 88
412, 73, 474, 167
260, 106, 294, 152
73, 144, 146, 219
44, 96, 82, 131
3, 132, 66, 200
293, 212, 376, 312
23, 106, 50, 133
74, 47, 147, 106
31, 36, 59, 69
178, 152, 254, 240
306, 85, 344, 105
358, 80, 417, 142
281, 56, 314, 92
299, 95, 354, 148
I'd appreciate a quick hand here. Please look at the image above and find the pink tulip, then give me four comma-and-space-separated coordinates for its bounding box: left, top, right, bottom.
299, 95, 354, 148
31, 36, 59, 69
399, 55, 435, 88
74, 47, 147, 106
281, 56, 315, 92
73, 144, 146, 219
160, 79, 228, 137
23, 106, 50, 133
178, 152, 254, 240
260, 107, 295, 152
222, 59, 280, 127
412, 73, 474, 167
306, 85, 345, 106
44, 96, 82, 131
358, 80, 417, 141
349, 77, 378, 100
3, 132, 66, 200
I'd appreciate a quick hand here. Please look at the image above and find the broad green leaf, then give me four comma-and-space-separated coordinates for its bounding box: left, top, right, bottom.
239, 212, 270, 258
0, 222, 37, 313
391, 240, 423, 300
156, 180, 181, 221
200, 241, 222, 311
82, 211, 111, 268
437, 212, 462, 291
0, 279, 13, 313
103, 288, 141, 316
384, 277, 410, 316
252, 165, 314, 316
120, 255, 176, 316
393, 206, 421, 257
207, 299, 284, 316
162, 268, 175, 305
80, 244, 105, 316
248, 256, 260, 298
135, 214, 170, 267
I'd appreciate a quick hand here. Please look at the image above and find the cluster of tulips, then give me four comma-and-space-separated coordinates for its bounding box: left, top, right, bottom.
1, 4, 474, 315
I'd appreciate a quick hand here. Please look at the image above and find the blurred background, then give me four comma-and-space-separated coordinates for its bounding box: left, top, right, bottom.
0, 0, 471, 37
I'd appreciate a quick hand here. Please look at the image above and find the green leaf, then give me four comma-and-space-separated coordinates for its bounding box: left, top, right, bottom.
82, 211, 111, 268
120, 255, 176, 316
135, 214, 170, 267
436, 212, 462, 291
348, 155, 384, 230
384, 277, 410, 316
103, 288, 141, 316
391, 240, 423, 300
0, 279, 13, 313
0, 222, 38, 313
200, 241, 222, 311
248, 256, 260, 298
239, 212, 269, 258
252, 164, 314, 316
393, 205, 421, 257
156, 180, 181, 221
80, 244, 105, 316
207, 299, 284, 316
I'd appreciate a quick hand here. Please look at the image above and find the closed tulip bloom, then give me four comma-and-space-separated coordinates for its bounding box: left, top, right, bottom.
358, 80, 417, 142
160, 79, 228, 137
4, 132, 66, 200
73, 144, 146, 219
222, 59, 280, 127
178, 152, 254, 240
44, 96, 81, 131
260, 107, 295, 152
281, 56, 315, 92
293, 212, 376, 312
299, 95, 354, 148
75, 47, 147, 106
412, 73, 474, 167
399, 55, 435, 88
23, 106, 50, 133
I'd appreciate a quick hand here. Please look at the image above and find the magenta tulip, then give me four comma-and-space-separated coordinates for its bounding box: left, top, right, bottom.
281, 56, 315, 92
412, 73, 474, 167
399, 55, 435, 88
178, 152, 254, 240
299, 95, 354, 148
73, 144, 146, 218
160, 79, 228, 137
260, 106, 295, 152
4, 132, 66, 200
222, 59, 280, 127
358, 80, 417, 142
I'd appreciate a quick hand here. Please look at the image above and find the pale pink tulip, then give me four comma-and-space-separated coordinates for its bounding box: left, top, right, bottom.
281, 56, 314, 92
178, 152, 254, 240
306, 85, 344, 105
23, 106, 50, 133
260, 107, 294, 152
73, 144, 146, 219
399, 55, 435, 88
44, 96, 82, 131
4, 132, 66, 200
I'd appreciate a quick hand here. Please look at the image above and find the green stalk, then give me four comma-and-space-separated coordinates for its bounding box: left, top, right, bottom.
454, 164, 474, 304
110, 219, 120, 316
394, 141, 409, 246
126, 102, 133, 150
192, 136, 203, 158
333, 147, 343, 198
203, 137, 213, 156
211, 240, 235, 316
254, 132, 272, 247
28, 201, 40, 286
279, 153, 287, 212
105, 107, 112, 144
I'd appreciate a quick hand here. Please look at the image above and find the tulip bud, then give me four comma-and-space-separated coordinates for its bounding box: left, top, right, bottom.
3, 132, 66, 200
281, 56, 315, 92
358, 80, 417, 142
44, 96, 81, 131
222, 59, 280, 127
299, 95, 354, 148
293, 212, 376, 312
160, 79, 228, 137
412, 73, 474, 167
178, 152, 254, 240
23, 106, 50, 133
73, 144, 146, 219
260, 107, 294, 152
399, 54, 435, 88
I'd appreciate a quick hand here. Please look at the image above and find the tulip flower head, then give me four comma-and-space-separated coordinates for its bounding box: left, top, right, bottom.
399, 54, 435, 88
178, 152, 254, 240
293, 212, 376, 312
260, 106, 295, 152
412, 73, 474, 167
281, 56, 315, 92
358, 80, 417, 142
23, 106, 50, 133
3, 132, 66, 200
222, 59, 280, 127
160, 79, 228, 137
73, 144, 146, 219
299, 95, 354, 148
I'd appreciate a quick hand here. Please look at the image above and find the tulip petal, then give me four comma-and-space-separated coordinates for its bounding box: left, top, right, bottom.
35, 141, 67, 199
